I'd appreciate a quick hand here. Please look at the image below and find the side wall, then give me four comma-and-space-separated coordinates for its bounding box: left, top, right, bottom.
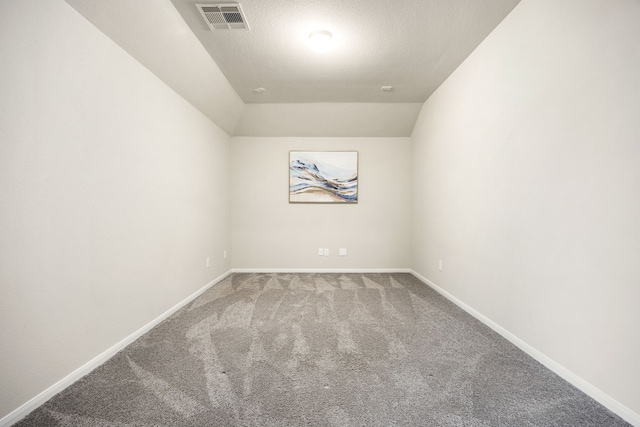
0, 0, 231, 419
411, 0, 639, 418
231, 137, 411, 270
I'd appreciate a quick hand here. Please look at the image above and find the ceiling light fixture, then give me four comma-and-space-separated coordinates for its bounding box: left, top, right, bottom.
308, 30, 333, 53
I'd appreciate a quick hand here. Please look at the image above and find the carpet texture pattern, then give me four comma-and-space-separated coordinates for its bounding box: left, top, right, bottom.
15, 273, 629, 426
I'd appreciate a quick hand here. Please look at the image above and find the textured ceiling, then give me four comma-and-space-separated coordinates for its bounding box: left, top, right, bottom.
64, 0, 520, 136
171, 0, 521, 103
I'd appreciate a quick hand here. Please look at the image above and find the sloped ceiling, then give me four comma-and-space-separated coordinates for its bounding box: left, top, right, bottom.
64, 0, 520, 136
172, 0, 521, 104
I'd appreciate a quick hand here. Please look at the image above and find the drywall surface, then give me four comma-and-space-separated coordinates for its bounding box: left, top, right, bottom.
411, 0, 639, 419
231, 137, 411, 270
64, 0, 244, 135
234, 103, 422, 137
0, 0, 231, 419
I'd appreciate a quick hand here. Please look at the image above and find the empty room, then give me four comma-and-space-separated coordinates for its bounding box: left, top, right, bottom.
0, 0, 638, 425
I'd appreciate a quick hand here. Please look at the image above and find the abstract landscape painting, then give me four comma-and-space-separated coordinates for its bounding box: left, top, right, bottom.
289, 151, 358, 203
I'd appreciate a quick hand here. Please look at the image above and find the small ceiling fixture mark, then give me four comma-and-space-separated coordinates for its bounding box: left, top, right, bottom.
308, 30, 333, 53
381, 86, 394, 91
253, 87, 266, 93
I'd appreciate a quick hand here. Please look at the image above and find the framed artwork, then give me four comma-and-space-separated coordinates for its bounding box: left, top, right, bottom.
289, 151, 358, 203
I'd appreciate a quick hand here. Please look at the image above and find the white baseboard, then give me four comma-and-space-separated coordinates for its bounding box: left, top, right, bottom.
0, 270, 232, 427
409, 270, 640, 427
231, 268, 412, 273
7, 269, 635, 427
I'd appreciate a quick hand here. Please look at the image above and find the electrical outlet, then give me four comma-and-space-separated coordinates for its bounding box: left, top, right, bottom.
324, 248, 330, 256
339, 248, 347, 256
206, 257, 211, 268
318, 248, 324, 256
438, 260, 443, 271
223, 250, 227, 260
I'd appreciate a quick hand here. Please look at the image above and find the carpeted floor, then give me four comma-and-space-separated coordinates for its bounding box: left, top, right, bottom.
15, 273, 629, 426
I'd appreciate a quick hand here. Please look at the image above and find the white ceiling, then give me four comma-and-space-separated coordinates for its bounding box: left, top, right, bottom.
171, 0, 521, 103
64, 0, 520, 136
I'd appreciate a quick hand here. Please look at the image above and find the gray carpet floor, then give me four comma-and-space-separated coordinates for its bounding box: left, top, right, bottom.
15, 273, 629, 426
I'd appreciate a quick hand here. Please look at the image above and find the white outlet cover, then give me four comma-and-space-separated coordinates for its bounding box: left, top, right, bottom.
324, 248, 329, 256
318, 248, 324, 256
339, 248, 347, 256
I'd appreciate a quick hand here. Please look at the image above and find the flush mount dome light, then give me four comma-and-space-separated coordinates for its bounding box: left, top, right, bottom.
308, 30, 333, 53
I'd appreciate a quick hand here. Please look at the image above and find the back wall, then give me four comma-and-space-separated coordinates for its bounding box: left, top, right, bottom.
230, 137, 411, 270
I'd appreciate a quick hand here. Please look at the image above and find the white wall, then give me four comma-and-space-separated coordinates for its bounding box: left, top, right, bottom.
0, 0, 231, 420
64, 0, 245, 135
411, 0, 639, 419
235, 103, 422, 137
2, 0, 638, 422
231, 137, 411, 270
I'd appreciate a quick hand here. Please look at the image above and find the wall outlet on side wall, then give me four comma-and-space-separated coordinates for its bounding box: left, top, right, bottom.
318, 248, 324, 256
223, 250, 227, 260
438, 260, 443, 271
206, 257, 211, 268
339, 248, 347, 256
323, 248, 330, 256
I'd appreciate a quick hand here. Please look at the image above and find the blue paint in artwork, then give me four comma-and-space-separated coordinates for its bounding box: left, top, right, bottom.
290, 158, 358, 202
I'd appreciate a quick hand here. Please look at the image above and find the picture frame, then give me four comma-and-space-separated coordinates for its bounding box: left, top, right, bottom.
289, 151, 358, 203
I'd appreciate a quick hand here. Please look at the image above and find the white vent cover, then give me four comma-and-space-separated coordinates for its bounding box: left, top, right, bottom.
196, 3, 249, 30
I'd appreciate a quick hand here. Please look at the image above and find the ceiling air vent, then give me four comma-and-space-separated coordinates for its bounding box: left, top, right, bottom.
196, 3, 250, 30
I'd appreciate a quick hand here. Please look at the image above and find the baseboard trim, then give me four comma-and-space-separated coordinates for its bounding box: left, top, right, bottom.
409, 270, 640, 427
0, 270, 232, 427
6, 269, 636, 426
231, 268, 412, 273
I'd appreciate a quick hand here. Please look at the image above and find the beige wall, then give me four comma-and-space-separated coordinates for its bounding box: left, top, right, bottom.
230, 137, 412, 270
411, 0, 639, 417
0, 0, 231, 419
234, 104, 422, 137
2, 0, 639, 423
